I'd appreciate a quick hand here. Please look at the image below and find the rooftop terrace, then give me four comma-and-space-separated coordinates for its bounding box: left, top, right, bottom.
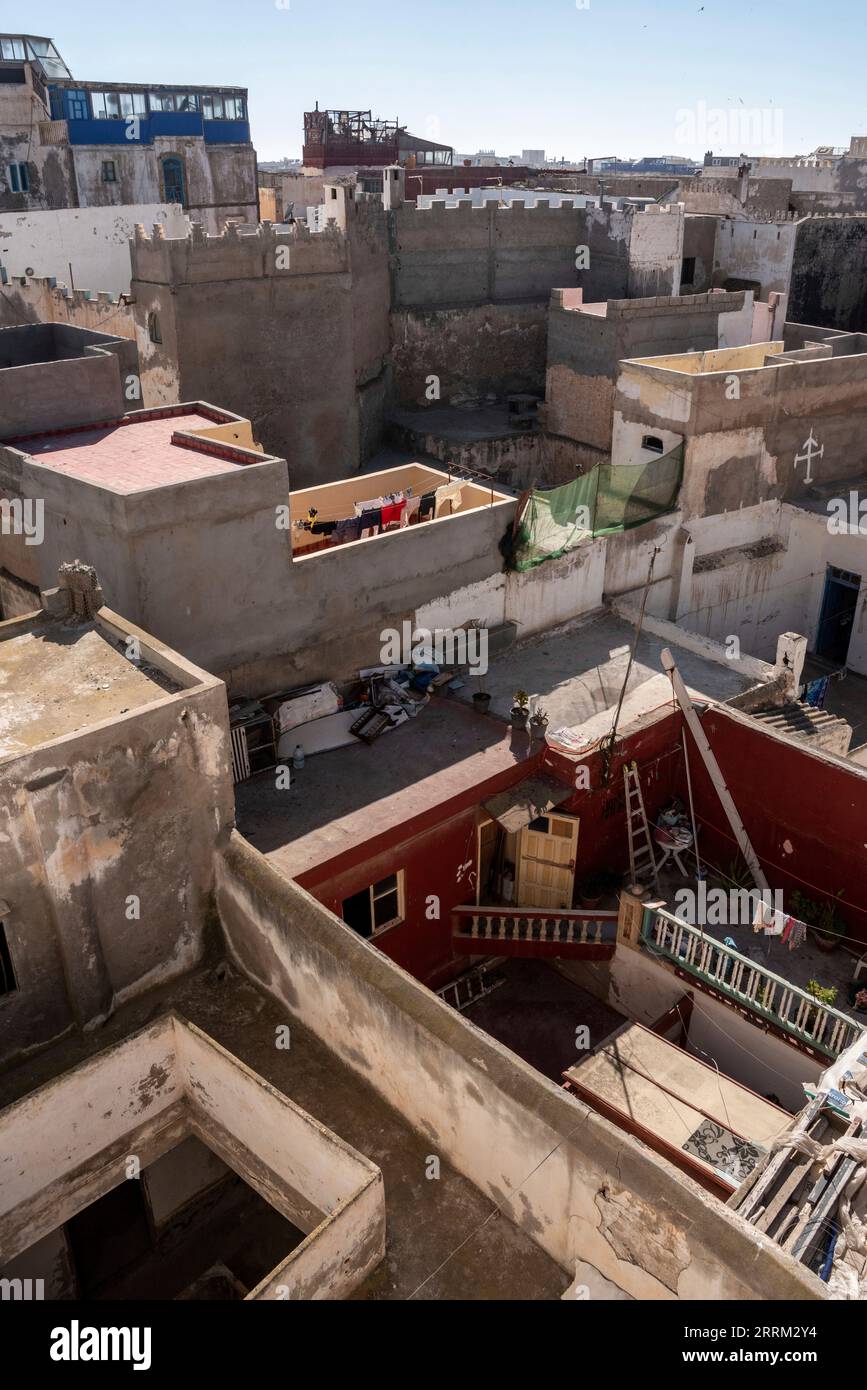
235, 611, 762, 881
5, 406, 270, 493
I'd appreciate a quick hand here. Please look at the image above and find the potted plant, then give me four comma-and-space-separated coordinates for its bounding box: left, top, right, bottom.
472, 673, 492, 714
791, 888, 846, 953
511, 689, 530, 729
530, 704, 549, 739
804, 978, 838, 1030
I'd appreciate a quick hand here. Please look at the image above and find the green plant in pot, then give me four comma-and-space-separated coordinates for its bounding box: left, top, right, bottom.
790, 888, 846, 953
804, 978, 838, 1030
510, 689, 530, 728
530, 703, 549, 738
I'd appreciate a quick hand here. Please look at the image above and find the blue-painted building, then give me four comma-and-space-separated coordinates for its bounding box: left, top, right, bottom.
2, 35, 257, 229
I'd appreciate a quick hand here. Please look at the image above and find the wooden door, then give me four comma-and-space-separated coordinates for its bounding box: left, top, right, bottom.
516, 814, 579, 909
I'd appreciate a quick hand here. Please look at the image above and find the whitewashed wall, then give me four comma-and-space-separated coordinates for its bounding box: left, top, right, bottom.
0, 205, 189, 296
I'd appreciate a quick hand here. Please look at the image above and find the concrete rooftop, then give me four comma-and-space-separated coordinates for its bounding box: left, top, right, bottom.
14, 413, 251, 492
0, 620, 179, 758
0, 965, 573, 1301
474, 610, 753, 744
235, 612, 753, 881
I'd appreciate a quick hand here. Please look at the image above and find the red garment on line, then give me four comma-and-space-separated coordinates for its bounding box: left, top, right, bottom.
381, 500, 406, 526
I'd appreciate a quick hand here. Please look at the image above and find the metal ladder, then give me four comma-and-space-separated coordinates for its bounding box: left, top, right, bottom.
623, 761, 660, 891
436, 963, 505, 1013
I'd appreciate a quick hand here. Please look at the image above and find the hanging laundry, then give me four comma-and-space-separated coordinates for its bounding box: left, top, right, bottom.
311, 520, 337, 536
332, 517, 362, 544
419, 491, 437, 520
434, 480, 464, 517
804, 675, 830, 709
381, 499, 406, 527
403, 496, 421, 525
787, 919, 807, 952
354, 495, 389, 518
360, 507, 382, 537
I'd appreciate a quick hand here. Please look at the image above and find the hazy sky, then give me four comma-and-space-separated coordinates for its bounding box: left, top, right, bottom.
19, 0, 867, 162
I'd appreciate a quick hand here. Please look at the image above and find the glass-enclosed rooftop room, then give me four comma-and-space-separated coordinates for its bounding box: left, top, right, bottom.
0, 35, 72, 80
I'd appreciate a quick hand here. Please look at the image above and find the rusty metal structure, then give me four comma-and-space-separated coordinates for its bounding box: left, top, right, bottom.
302, 103, 452, 169
303, 106, 400, 168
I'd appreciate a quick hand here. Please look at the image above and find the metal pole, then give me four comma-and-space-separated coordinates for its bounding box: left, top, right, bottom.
661, 647, 769, 893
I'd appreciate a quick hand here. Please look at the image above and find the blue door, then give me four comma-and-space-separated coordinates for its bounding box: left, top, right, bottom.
816, 566, 861, 665
161, 156, 186, 206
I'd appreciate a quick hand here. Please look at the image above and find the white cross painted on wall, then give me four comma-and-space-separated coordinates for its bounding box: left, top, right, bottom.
794, 431, 824, 484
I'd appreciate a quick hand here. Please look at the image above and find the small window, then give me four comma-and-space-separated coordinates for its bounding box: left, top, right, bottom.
330, 188, 338, 199
102, 160, 117, 183
642, 435, 665, 454
7, 162, 29, 194
680, 256, 696, 283
148, 312, 162, 344
342, 872, 404, 938
0, 922, 16, 995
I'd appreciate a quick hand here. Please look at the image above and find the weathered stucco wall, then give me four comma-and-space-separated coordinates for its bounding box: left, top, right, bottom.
544, 289, 749, 452
214, 831, 824, 1301
0, 1014, 385, 1299
791, 216, 867, 330
132, 211, 389, 487
390, 301, 547, 406
0, 609, 233, 1063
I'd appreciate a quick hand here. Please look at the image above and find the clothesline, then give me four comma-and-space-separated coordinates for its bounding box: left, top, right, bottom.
294, 480, 466, 545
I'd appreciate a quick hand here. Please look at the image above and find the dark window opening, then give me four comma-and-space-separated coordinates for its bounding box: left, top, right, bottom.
148, 312, 162, 344
642, 435, 665, 454
342, 872, 403, 938
0, 922, 17, 995
680, 256, 696, 283
101, 160, 117, 183
7, 162, 29, 194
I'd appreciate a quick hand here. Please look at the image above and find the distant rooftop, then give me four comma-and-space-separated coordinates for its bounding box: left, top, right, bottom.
0, 34, 71, 79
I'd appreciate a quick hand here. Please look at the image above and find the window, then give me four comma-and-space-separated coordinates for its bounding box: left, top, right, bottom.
92, 90, 146, 117
203, 93, 224, 119
150, 91, 176, 112
642, 435, 665, 454
7, 162, 29, 194
160, 155, 186, 206
102, 160, 117, 183
0, 38, 26, 60
342, 872, 404, 938
0, 922, 16, 995
680, 256, 696, 283
148, 312, 162, 344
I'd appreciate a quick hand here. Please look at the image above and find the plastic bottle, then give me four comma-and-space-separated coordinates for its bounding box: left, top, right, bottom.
293, 744, 305, 769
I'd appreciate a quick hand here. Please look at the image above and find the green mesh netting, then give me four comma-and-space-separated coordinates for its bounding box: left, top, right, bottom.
504, 444, 683, 571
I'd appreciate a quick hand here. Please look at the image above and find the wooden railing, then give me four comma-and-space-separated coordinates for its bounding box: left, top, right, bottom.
641, 905, 861, 1059
452, 904, 618, 956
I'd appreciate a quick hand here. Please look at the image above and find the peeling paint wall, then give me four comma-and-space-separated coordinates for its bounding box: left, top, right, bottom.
0, 619, 233, 1063
0, 1015, 385, 1298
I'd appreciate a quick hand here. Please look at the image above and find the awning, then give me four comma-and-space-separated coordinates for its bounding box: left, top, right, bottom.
482, 775, 572, 835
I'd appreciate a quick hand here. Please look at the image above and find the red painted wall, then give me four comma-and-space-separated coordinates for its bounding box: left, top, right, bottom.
298, 709, 686, 986
690, 708, 867, 945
